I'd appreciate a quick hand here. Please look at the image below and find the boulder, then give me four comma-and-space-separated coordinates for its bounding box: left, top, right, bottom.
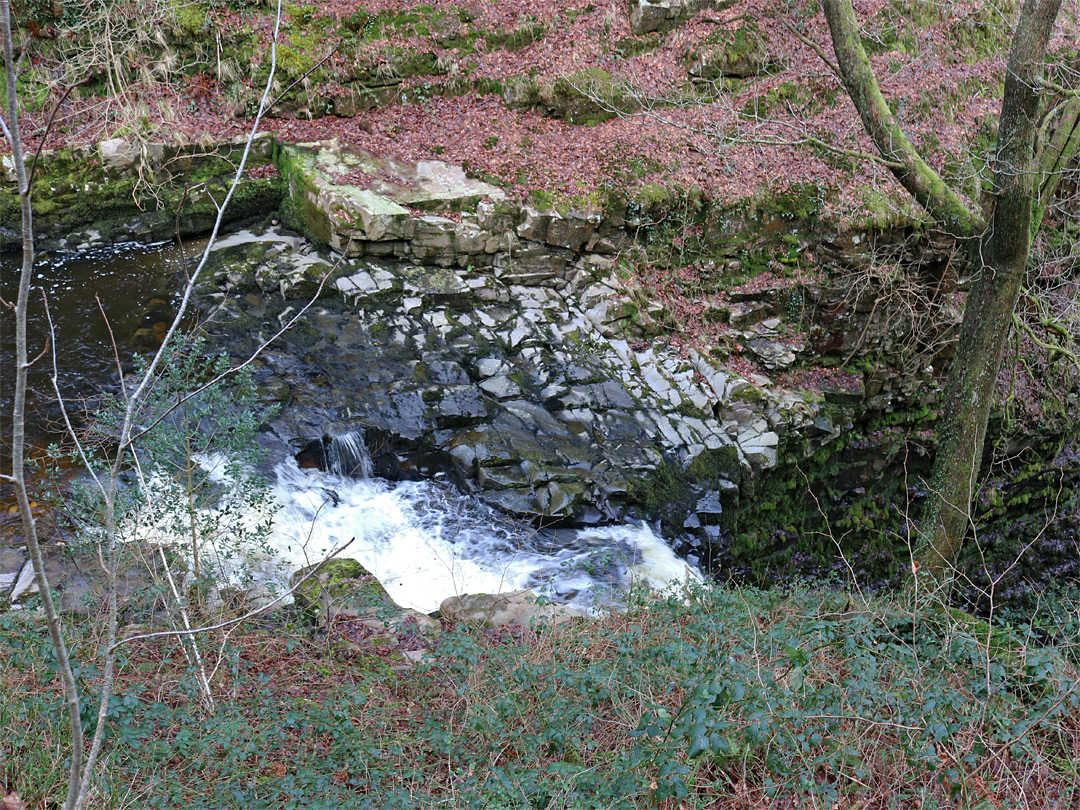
628, 0, 738, 35
290, 558, 397, 621
685, 24, 772, 80
99, 138, 142, 173
439, 589, 582, 628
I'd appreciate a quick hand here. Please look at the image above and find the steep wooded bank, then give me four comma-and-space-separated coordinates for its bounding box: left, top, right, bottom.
3, 0, 1079, 604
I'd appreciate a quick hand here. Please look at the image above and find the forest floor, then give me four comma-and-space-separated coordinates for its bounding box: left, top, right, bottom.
16, 0, 1075, 218
4, 583, 1080, 809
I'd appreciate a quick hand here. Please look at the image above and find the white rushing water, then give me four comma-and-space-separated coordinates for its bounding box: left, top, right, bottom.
264, 460, 700, 614
154, 433, 701, 614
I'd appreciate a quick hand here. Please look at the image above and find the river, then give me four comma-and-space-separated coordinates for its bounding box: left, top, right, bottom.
1, 239, 699, 611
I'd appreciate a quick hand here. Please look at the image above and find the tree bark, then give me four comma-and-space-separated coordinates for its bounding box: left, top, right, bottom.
822, 0, 985, 238
822, 0, 1064, 580
0, 1, 86, 805
920, 0, 1063, 579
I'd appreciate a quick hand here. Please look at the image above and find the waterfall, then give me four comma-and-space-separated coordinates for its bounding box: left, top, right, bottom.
260, 435, 702, 613
324, 431, 373, 478
142, 433, 702, 615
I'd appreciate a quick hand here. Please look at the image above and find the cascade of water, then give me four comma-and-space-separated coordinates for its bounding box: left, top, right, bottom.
324, 431, 373, 479
136, 434, 703, 615
264, 452, 702, 614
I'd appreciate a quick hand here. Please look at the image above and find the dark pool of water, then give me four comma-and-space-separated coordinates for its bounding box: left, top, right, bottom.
0, 240, 199, 463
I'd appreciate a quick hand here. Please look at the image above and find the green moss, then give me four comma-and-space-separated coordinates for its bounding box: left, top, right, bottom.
292, 558, 393, 621
484, 23, 547, 52
276, 147, 336, 245
951, 0, 1019, 61
843, 185, 929, 230
276, 44, 319, 80
168, 0, 210, 37
634, 182, 675, 211
755, 181, 825, 221
687, 447, 742, 483
614, 33, 663, 58
546, 68, 638, 125
687, 21, 773, 80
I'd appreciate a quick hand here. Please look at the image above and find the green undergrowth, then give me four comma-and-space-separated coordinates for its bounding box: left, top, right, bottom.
4, 584, 1080, 809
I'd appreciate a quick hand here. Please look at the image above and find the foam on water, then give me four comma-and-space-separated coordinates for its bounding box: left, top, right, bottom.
265, 458, 700, 613
136, 433, 702, 614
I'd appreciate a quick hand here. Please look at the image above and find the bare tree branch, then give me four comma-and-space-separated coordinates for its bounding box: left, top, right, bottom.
822, 0, 986, 238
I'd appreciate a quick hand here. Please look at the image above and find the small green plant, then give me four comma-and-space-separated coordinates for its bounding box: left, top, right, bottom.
66, 333, 280, 606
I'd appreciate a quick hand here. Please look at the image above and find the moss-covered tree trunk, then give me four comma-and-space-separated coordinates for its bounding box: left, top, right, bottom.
823, 0, 1064, 580
920, 0, 1063, 579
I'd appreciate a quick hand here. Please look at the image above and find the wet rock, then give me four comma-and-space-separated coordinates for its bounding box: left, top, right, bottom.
399, 264, 470, 306
422, 360, 470, 385
480, 488, 540, 516
431, 386, 488, 428
205, 217, 821, 533
479, 375, 521, 400
477, 465, 531, 490
0, 547, 27, 606
476, 357, 507, 378
534, 481, 588, 518
694, 490, 726, 522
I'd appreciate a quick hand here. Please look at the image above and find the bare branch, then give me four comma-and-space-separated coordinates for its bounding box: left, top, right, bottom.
822, 0, 986, 238
108, 538, 357, 653
783, 20, 842, 82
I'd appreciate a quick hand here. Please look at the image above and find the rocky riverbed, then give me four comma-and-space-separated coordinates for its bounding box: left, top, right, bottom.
4, 134, 1078, 619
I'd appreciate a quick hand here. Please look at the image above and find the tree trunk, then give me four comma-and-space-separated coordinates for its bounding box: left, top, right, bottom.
0, 1, 87, 805
823, 0, 1063, 580
822, 0, 984, 239
920, 0, 1063, 579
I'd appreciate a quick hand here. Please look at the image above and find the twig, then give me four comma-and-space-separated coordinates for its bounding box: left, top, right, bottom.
783, 21, 842, 82
267, 38, 343, 111
29, 78, 92, 191
109, 538, 356, 652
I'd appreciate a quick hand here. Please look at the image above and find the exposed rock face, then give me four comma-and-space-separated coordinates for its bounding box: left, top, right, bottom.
192, 139, 901, 559
627, 0, 738, 34
0, 133, 281, 252
202, 207, 839, 564
279, 141, 509, 258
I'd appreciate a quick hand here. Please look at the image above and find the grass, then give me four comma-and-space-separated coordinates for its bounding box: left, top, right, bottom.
3, 583, 1080, 809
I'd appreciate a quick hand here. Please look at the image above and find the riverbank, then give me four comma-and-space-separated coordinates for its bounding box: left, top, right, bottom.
4, 581, 1079, 809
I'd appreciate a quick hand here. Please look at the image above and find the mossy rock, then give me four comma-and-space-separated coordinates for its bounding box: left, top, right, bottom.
542, 68, 639, 125
290, 558, 396, 621
686, 23, 772, 80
